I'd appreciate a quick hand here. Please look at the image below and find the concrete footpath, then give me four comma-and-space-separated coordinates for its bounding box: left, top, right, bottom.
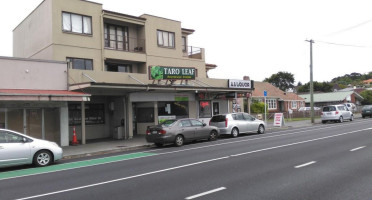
62, 115, 360, 159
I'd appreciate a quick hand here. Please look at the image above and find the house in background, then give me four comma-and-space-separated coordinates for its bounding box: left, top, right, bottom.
299, 91, 364, 108
251, 82, 305, 113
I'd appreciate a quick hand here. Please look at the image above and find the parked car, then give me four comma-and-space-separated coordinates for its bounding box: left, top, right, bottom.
344, 103, 357, 112
298, 107, 321, 111
361, 105, 372, 118
0, 129, 63, 168
321, 105, 353, 123
209, 112, 266, 137
146, 118, 219, 147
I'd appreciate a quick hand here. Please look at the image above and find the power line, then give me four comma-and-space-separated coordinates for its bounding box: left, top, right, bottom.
315, 40, 372, 48
324, 18, 372, 37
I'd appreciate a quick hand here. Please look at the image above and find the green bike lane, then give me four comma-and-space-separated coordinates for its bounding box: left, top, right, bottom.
0, 152, 156, 180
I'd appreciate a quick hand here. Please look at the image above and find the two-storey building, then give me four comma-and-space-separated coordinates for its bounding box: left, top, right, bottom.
13, 0, 253, 144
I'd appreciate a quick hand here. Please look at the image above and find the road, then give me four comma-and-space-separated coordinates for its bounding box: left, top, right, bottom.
1, 118, 372, 200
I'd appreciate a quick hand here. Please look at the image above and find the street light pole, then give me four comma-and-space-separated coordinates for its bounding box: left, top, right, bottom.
306, 39, 315, 123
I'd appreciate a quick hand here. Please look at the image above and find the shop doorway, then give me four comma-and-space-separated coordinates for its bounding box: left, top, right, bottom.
213, 102, 220, 115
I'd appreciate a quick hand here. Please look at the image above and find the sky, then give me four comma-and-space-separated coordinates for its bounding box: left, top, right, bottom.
1, 0, 372, 84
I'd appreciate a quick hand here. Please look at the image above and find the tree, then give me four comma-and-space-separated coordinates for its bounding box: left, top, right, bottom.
263, 71, 295, 91
360, 90, 372, 105
297, 81, 333, 93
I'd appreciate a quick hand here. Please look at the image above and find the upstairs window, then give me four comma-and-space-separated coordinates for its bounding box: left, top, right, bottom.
67, 57, 93, 70
157, 30, 175, 48
182, 36, 187, 52
104, 24, 129, 50
62, 12, 92, 35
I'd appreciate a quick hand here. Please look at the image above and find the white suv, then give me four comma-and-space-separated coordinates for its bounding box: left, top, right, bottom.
321, 105, 353, 124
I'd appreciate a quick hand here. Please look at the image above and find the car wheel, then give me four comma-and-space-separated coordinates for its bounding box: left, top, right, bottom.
231, 128, 239, 138
209, 130, 218, 141
322, 120, 327, 124
33, 150, 52, 167
155, 143, 163, 147
350, 115, 354, 121
339, 116, 343, 123
174, 135, 184, 147
257, 125, 265, 134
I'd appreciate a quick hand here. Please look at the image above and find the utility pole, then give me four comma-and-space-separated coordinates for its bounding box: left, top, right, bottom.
306, 39, 315, 123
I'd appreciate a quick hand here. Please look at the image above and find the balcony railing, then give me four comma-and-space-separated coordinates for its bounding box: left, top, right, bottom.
183, 46, 203, 59
105, 36, 145, 53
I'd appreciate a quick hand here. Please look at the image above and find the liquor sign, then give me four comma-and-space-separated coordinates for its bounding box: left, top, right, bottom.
150, 66, 196, 80
228, 79, 252, 89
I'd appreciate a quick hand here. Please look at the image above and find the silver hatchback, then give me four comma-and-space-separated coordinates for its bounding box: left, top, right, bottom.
321, 105, 353, 123
0, 129, 63, 168
209, 113, 266, 137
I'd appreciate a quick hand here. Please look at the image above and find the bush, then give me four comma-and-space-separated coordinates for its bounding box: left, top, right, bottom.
251, 102, 267, 113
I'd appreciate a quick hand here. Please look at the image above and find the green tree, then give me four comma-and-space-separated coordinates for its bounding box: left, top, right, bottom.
250, 102, 267, 113
360, 90, 372, 105
297, 81, 333, 93
263, 71, 295, 91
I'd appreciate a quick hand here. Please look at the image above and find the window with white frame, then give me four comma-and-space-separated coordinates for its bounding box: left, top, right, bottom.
157, 30, 175, 48
62, 12, 92, 35
266, 99, 277, 109
291, 101, 298, 109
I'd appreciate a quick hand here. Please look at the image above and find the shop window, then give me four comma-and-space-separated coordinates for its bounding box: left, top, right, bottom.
69, 104, 105, 125
136, 107, 154, 123
199, 101, 212, 118
158, 102, 189, 119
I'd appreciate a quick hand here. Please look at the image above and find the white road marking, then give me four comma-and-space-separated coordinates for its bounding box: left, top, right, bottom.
350, 146, 366, 152
185, 187, 226, 200
295, 161, 317, 169
16, 127, 372, 200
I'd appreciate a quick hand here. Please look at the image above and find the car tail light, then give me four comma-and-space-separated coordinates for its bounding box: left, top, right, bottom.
335, 111, 339, 115
321, 112, 323, 116
146, 130, 150, 135
159, 130, 166, 134
225, 118, 228, 127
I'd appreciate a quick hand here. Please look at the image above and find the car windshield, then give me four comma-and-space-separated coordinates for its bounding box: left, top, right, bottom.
323, 106, 336, 112
161, 120, 177, 127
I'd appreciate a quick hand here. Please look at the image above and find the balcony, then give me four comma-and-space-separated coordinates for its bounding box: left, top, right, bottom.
105, 36, 145, 53
183, 46, 204, 60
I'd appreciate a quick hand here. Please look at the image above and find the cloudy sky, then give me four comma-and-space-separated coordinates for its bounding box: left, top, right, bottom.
1, 0, 372, 84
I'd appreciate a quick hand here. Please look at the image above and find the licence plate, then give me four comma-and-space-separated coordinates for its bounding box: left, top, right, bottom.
152, 131, 158, 134
367, 111, 371, 113
327, 113, 332, 115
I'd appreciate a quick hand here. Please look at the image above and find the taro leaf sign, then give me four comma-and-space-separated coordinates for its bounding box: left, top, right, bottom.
150, 66, 196, 80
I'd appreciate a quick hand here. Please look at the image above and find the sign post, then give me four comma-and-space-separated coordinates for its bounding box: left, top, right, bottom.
264, 90, 267, 125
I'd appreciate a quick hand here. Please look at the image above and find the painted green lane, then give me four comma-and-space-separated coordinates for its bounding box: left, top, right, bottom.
0, 152, 156, 180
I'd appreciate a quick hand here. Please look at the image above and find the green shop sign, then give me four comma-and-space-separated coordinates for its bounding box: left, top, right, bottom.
150, 66, 196, 80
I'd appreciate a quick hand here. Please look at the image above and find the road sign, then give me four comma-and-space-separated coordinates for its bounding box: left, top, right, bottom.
264, 90, 267, 97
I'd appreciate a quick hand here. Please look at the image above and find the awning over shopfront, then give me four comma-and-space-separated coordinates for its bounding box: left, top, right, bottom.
0, 89, 90, 101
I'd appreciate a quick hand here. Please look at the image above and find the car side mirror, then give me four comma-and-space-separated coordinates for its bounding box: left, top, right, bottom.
22, 137, 28, 143
202, 123, 207, 127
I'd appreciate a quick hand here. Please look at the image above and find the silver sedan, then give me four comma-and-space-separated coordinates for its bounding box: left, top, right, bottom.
0, 129, 63, 168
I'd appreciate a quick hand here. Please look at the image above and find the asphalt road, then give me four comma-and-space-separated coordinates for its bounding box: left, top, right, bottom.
1, 118, 372, 200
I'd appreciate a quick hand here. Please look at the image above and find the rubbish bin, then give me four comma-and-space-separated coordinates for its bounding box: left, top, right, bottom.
113, 126, 124, 139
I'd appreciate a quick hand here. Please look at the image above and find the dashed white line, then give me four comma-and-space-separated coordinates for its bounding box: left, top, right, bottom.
295, 161, 317, 169
350, 146, 366, 152
185, 187, 226, 200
